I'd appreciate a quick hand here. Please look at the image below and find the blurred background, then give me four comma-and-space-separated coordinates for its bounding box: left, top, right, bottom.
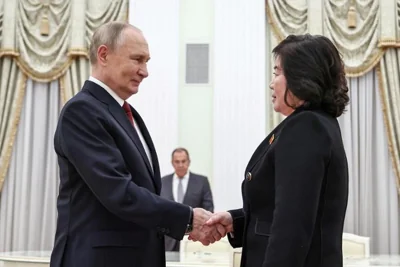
0, 0, 399, 257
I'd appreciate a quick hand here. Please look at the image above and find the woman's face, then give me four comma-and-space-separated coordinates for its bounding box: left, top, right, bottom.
269, 57, 302, 116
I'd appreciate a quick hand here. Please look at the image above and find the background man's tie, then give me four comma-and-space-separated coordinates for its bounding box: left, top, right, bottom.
177, 179, 184, 203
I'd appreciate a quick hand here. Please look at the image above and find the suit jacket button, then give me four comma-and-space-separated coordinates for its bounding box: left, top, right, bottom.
246, 172, 252, 181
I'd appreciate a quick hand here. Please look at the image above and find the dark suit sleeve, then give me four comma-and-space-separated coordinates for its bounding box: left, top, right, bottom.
59, 101, 190, 240
263, 112, 331, 267
227, 208, 245, 248
201, 176, 214, 212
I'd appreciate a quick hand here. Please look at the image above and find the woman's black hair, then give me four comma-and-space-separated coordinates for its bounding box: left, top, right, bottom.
272, 34, 349, 117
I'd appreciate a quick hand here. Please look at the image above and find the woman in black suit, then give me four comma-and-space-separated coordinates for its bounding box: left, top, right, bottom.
206, 34, 349, 267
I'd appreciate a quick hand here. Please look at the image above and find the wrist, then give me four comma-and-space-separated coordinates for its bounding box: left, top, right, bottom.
226, 211, 234, 232
185, 207, 193, 234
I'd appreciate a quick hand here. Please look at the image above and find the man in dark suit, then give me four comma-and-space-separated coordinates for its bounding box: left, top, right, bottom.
160, 148, 214, 251
50, 22, 222, 267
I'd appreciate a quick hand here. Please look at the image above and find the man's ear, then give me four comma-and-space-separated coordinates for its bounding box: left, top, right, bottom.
97, 45, 109, 66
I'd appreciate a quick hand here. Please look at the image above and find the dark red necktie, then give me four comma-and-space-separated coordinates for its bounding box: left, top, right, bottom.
122, 101, 134, 126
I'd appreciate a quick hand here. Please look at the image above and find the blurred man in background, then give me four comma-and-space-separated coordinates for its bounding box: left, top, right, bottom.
161, 147, 214, 251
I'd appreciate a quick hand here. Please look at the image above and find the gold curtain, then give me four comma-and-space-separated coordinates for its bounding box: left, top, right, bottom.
266, 0, 384, 77
0, 0, 128, 192
377, 49, 400, 194
0, 57, 26, 193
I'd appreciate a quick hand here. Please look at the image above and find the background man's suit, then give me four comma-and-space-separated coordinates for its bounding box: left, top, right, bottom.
50, 81, 191, 267
160, 172, 214, 251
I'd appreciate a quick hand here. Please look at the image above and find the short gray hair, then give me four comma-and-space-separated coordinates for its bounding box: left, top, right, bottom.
89, 21, 133, 65
171, 147, 191, 161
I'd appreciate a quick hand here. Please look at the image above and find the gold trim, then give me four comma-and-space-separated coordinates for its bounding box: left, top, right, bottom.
14, 57, 73, 83
68, 48, 89, 58
0, 49, 20, 57
125, 1, 129, 22
378, 38, 400, 48
379, 42, 400, 48
0, 51, 75, 82
265, 1, 386, 78
345, 49, 386, 77
59, 73, 67, 106
376, 64, 400, 195
265, 1, 284, 42
0, 73, 27, 193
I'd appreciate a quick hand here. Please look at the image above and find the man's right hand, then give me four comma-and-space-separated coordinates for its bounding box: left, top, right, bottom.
189, 208, 225, 245
192, 207, 212, 229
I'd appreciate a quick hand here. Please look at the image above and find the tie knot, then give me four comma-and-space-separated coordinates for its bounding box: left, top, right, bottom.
122, 101, 131, 113
122, 101, 134, 126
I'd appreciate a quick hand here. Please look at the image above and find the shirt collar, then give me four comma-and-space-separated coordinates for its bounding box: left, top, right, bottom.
89, 76, 124, 107
173, 171, 190, 180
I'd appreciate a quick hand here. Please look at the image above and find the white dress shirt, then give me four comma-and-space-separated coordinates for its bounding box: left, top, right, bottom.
172, 172, 190, 202
88, 76, 153, 171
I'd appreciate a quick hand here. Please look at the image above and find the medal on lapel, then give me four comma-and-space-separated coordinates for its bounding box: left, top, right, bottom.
269, 134, 275, 144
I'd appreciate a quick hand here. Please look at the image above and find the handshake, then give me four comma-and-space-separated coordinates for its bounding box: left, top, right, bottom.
187, 208, 234, 246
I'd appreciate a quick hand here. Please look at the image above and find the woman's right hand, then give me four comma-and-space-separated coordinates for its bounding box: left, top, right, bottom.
206, 211, 233, 234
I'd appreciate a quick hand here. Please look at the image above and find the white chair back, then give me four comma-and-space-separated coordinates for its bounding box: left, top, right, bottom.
180, 236, 232, 263
342, 232, 370, 258
231, 248, 242, 267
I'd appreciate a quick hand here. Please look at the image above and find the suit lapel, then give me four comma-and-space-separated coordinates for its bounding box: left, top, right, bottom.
108, 104, 154, 175
131, 107, 162, 194
183, 173, 195, 204
165, 175, 175, 201
82, 81, 161, 193
245, 108, 305, 173
245, 119, 286, 172
245, 133, 275, 172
